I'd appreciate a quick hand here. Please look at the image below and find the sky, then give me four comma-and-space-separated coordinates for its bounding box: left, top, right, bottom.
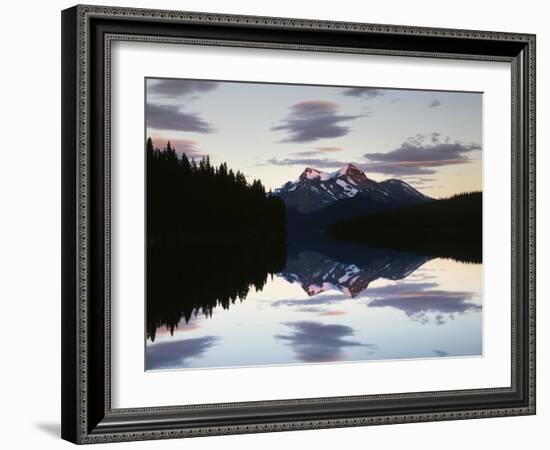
145, 77, 482, 198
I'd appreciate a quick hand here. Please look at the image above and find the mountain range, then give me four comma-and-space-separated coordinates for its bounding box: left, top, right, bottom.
281, 247, 431, 298
274, 164, 432, 230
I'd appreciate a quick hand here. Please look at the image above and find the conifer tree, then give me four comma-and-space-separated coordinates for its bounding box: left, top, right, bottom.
145, 136, 286, 237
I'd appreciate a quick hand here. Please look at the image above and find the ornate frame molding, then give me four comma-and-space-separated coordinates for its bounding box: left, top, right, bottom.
62, 4, 536, 444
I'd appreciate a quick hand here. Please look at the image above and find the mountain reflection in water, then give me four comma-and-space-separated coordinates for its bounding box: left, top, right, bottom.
146, 233, 482, 370
281, 248, 431, 298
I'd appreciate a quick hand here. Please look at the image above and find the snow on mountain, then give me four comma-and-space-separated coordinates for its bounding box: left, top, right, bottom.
300, 167, 325, 180
280, 248, 432, 298
274, 163, 430, 214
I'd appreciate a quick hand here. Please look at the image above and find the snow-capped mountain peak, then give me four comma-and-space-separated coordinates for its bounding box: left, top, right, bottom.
274, 163, 430, 214
299, 167, 326, 181
338, 163, 358, 175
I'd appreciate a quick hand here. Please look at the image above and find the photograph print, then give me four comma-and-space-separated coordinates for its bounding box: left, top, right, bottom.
145, 78, 483, 371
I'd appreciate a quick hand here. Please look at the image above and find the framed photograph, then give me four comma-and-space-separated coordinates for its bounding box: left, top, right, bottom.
61, 4, 536, 444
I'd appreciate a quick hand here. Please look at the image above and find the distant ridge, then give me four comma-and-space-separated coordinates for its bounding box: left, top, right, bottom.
274, 164, 432, 229
328, 191, 482, 263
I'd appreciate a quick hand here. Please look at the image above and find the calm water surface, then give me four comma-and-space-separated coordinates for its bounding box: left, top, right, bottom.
146, 237, 482, 370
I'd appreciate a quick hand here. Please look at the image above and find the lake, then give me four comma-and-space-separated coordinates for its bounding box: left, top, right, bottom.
146, 234, 482, 370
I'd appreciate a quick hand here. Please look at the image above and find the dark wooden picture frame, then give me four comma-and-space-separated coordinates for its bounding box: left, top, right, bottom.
61, 4, 536, 444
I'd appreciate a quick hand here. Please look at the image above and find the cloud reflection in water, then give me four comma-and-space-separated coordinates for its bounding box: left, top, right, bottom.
146, 336, 219, 370
275, 321, 375, 363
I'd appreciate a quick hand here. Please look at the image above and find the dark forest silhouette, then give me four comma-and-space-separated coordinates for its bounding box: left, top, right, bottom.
328, 191, 482, 263
147, 238, 286, 341
147, 137, 286, 239
146, 137, 287, 340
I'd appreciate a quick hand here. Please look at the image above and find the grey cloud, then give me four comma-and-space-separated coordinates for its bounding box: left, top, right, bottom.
271, 293, 353, 309
406, 271, 437, 282
146, 103, 214, 133
148, 79, 219, 98
363, 137, 481, 176
433, 350, 449, 357
172, 139, 201, 157
364, 282, 439, 297
405, 134, 427, 146
368, 284, 481, 325
290, 101, 339, 116
150, 137, 204, 158
342, 87, 384, 99
291, 147, 344, 157
146, 336, 219, 370
275, 321, 373, 363
267, 157, 345, 169
367, 141, 480, 163
271, 282, 479, 328
295, 306, 326, 313
427, 99, 441, 108
362, 164, 435, 175
401, 177, 436, 186
272, 100, 362, 143
318, 311, 347, 317
267, 131, 481, 176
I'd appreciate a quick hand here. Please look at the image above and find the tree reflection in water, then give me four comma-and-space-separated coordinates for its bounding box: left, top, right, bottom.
147, 235, 286, 341
146, 232, 443, 341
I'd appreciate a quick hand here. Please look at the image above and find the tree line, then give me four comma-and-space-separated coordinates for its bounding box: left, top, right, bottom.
146, 137, 286, 240
147, 237, 286, 341
328, 191, 482, 263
